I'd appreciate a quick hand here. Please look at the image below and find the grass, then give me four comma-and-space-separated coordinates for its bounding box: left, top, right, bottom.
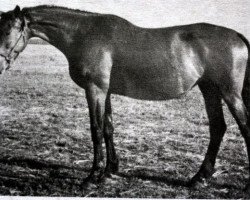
0, 44, 249, 198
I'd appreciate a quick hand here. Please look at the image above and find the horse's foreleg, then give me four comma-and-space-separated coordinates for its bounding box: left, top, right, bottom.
85, 83, 108, 181
190, 81, 226, 185
103, 94, 119, 175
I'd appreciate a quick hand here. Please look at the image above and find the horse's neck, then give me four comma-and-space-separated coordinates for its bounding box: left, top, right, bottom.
29, 22, 73, 55
26, 7, 96, 57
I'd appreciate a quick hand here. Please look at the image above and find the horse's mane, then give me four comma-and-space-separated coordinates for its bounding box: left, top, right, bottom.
22, 5, 101, 16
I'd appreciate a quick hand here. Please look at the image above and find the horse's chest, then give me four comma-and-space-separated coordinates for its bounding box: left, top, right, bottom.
69, 50, 113, 90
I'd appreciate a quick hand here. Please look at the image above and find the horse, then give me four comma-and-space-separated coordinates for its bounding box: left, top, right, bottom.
0, 5, 250, 192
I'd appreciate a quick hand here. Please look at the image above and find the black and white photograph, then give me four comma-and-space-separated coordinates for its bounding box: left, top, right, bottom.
0, 0, 250, 199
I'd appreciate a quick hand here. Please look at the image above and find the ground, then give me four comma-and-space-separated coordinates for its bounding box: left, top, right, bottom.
0, 44, 249, 198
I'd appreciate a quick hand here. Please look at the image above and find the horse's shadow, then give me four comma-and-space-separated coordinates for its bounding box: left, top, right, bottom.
0, 156, 241, 194
0, 156, 88, 190
117, 168, 241, 191
0, 156, 187, 187
117, 169, 188, 187
0, 155, 86, 172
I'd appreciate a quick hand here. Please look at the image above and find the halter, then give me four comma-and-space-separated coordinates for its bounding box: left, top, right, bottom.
0, 30, 26, 64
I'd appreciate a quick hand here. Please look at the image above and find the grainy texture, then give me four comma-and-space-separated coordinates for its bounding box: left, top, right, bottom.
0, 0, 250, 199
0, 45, 248, 198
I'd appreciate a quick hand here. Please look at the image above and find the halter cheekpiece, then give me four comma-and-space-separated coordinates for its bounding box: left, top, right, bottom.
0, 29, 26, 64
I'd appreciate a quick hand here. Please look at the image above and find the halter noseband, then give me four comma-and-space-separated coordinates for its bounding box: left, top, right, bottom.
0, 30, 26, 64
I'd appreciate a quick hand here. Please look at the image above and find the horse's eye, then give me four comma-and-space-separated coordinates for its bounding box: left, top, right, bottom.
5, 32, 10, 36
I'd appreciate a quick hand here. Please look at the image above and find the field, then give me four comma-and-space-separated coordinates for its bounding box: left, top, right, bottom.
0, 44, 249, 198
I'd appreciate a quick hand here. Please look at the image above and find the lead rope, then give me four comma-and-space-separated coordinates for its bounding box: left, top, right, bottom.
8, 30, 25, 59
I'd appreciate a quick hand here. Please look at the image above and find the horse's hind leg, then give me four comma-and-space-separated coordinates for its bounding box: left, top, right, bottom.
103, 94, 119, 175
190, 81, 227, 185
222, 90, 250, 192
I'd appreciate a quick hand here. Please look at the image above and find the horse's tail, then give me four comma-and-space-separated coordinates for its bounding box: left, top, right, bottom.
239, 33, 250, 119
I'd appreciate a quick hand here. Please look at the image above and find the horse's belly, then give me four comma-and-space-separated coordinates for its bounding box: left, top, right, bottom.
110, 64, 200, 100
118, 80, 187, 100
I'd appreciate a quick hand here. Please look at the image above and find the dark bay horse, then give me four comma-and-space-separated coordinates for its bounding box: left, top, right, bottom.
0, 5, 250, 192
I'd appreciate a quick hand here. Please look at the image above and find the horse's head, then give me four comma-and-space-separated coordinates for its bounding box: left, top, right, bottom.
0, 6, 29, 74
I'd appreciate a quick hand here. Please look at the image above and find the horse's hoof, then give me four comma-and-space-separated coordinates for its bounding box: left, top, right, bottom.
244, 183, 250, 195
111, 159, 119, 173
187, 179, 198, 188
187, 174, 200, 187
84, 168, 111, 184
188, 175, 208, 188
105, 160, 119, 175
188, 167, 214, 188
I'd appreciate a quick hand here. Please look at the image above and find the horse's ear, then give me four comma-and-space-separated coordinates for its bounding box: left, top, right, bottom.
14, 5, 21, 17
